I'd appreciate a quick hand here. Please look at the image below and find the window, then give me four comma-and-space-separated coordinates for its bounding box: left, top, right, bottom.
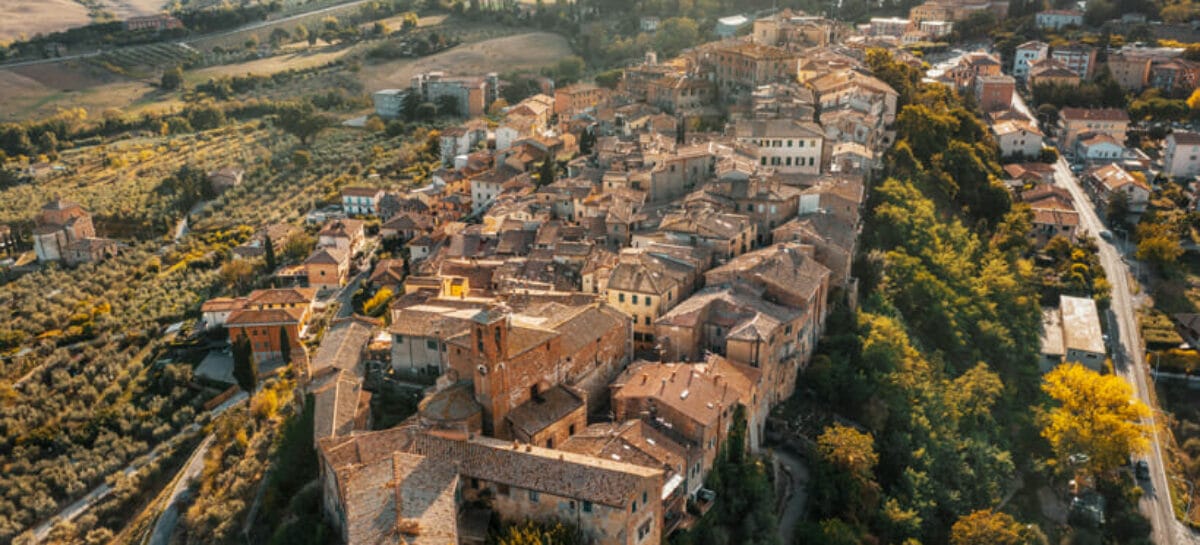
426, 339, 438, 350
619, 293, 625, 303
644, 316, 651, 325
583, 501, 593, 513
632, 295, 639, 304
569, 424, 576, 435
530, 490, 540, 502
632, 501, 637, 513
643, 491, 649, 504
645, 297, 652, 306
638, 520, 652, 541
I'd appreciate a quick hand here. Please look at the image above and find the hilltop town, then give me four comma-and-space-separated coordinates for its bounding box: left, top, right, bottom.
1, 0, 1199, 544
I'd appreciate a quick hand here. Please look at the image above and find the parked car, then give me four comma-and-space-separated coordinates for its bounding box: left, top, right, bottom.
1135, 460, 1150, 481
1100, 230, 1114, 241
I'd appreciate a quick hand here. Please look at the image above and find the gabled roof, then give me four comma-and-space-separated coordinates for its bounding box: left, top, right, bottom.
319, 218, 366, 238
410, 431, 662, 508
226, 306, 307, 326
992, 120, 1044, 137
505, 385, 585, 438
1060, 107, 1130, 123
1169, 131, 1200, 146
705, 242, 831, 307
310, 368, 369, 442
306, 246, 350, 265
560, 420, 694, 473
1090, 163, 1149, 192
341, 186, 384, 198
247, 287, 317, 306
311, 316, 378, 376
201, 297, 243, 313
612, 355, 758, 429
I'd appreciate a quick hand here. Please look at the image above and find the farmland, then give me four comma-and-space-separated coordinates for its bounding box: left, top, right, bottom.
0, 1, 92, 45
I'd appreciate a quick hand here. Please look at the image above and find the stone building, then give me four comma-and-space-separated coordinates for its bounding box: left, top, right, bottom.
33, 199, 97, 263
318, 428, 664, 545
445, 301, 631, 438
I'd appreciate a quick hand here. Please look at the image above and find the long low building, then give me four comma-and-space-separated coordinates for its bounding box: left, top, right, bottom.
318, 427, 665, 545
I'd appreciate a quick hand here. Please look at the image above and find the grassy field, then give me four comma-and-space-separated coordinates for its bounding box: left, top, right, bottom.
0, 1, 91, 45
0, 65, 179, 123
0, 0, 169, 44
357, 31, 571, 89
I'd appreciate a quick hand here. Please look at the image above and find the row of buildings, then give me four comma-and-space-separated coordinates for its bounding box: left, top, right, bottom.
280, 12, 891, 545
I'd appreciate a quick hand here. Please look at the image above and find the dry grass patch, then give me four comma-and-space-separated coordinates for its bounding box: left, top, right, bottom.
0, 0, 91, 45
357, 31, 571, 90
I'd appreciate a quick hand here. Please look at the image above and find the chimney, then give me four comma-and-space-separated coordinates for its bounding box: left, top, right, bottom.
660, 378, 667, 393
641, 373, 649, 384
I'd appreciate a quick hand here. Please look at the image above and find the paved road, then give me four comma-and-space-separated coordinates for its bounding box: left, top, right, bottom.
146, 434, 215, 545
29, 392, 247, 543
0, 0, 375, 70
1051, 156, 1196, 545
774, 449, 809, 545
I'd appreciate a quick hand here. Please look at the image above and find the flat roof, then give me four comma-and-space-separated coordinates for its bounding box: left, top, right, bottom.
1060, 295, 1105, 355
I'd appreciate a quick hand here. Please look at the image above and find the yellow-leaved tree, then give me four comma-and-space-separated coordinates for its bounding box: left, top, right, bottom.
950, 509, 1038, 545
1041, 363, 1151, 476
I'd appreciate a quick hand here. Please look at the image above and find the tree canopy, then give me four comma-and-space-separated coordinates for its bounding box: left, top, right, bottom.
1041, 363, 1151, 477
950, 509, 1039, 545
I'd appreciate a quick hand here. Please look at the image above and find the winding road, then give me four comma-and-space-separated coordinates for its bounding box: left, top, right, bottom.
28, 392, 246, 543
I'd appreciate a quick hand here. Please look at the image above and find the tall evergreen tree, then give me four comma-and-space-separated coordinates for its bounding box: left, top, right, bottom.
538, 158, 556, 187
279, 327, 292, 365
232, 335, 258, 394
264, 234, 277, 271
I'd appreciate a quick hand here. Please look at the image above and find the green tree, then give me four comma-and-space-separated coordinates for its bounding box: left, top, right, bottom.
269, 27, 291, 47
292, 149, 312, 168
284, 232, 315, 262
232, 335, 258, 394
186, 102, 227, 131
654, 17, 700, 57
279, 327, 291, 365
1041, 363, 1152, 476
553, 55, 586, 84
579, 127, 595, 155
1106, 191, 1130, 227
435, 95, 459, 117
415, 102, 438, 121
161, 66, 183, 90
264, 234, 277, 271
294, 24, 309, 45
538, 158, 556, 187
595, 68, 622, 89
276, 101, 331, 145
